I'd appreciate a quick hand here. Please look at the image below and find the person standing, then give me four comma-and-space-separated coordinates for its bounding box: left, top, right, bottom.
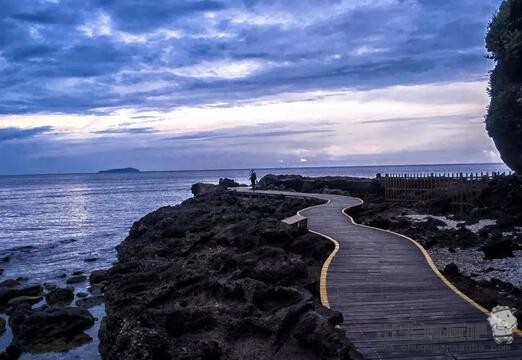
249, 169, 257, 191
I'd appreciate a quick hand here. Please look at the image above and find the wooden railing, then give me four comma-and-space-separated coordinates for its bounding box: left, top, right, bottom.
381, 171, 514, 213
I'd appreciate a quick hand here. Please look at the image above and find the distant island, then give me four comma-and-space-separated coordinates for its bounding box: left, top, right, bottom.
98, 167, 140, 174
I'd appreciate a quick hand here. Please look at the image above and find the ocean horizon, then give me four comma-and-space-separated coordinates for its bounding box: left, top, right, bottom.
0, 161, 510, 178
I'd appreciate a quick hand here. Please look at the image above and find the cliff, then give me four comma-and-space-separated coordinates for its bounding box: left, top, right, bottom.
99, 187, 362, 360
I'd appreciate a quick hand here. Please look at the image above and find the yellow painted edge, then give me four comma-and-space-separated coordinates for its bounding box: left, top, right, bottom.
343, 197, 522, 337
309, 229, 339, 309
295, 199, 337, 308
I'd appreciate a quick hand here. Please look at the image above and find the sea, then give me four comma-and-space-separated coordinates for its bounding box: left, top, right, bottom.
0, 163, 511, 359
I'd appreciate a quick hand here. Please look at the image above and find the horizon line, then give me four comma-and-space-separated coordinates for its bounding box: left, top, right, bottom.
0, 162, 508, 177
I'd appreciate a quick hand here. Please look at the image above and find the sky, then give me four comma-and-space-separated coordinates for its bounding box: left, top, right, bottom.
0, 0, 506, 174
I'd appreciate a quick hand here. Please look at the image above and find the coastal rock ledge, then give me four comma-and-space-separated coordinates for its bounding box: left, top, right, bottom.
99, 187, 362, 360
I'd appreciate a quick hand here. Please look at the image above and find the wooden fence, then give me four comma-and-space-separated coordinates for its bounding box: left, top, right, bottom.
381, 171, 514, 213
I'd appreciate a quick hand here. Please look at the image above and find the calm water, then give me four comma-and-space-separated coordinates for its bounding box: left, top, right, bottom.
0, 163, 510, 358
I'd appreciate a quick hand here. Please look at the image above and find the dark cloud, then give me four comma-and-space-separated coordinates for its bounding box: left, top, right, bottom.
0, 126, 53, 142
0, 0, 503, 115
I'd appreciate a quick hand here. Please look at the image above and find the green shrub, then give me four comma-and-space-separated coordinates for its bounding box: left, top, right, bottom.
485, 0, 522, 173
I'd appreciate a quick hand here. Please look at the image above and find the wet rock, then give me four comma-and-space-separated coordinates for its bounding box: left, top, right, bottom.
7, 295, 42, 307
66, 275, 87, 284
72, 270, 84, 276
84, 257, 98, 263
77, 292, 89, 298
45, 287, 74, 306
443, 263, 459, 276
75, 295, 104, 309
8, 303, 95, 353
89, 270, 108, 284
88, 283, 105, 295
0, 343, 22, 360
56, 273, 67, 279
0, 318, 5, 335
2, 256, 10, 263
0, 269, 3, 276
481, 239, 514, 259
0, 284, 42, 306
43, 283, 58, 291
0, 279, 20, 288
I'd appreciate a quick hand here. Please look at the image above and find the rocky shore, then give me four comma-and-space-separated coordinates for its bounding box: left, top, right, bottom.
99, 183, 362, 360
0, 268, 107, 359
258, 173, 522, 330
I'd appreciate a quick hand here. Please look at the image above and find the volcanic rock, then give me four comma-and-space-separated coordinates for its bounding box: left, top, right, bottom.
45, 287, 74, 306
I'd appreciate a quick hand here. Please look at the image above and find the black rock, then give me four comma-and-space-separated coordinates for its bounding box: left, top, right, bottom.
0, 284, 42, 306
0, 279, 20, 288
89, 270, 108, 284
218, 178, 240, 187
191, 182, 218, 196
7, 295, 42, 307
8, 303, 94, 352
66, 275, 87, 284
84, 257, 98, 263
99, 189, 359, 360
45, 287, 74, 306
443, 263, 459, 275
75, 295, 104, 308
88, 283, 105, 295
481, 239, 514, 259
368, 216, 391, 230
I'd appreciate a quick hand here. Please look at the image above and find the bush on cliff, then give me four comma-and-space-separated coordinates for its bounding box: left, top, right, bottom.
486, 0, 522, 173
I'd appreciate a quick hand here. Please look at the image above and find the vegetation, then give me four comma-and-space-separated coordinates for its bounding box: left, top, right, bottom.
486, 0, 522, 173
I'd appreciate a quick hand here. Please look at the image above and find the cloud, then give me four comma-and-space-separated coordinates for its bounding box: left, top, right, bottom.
92, 127, 158, 135
0, 126, 52, 142
0, 0, 503, 115
165, 127, 334, 142
0, 0, 508, 174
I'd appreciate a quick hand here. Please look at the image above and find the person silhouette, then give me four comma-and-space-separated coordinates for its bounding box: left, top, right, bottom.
249, 169, 257, 191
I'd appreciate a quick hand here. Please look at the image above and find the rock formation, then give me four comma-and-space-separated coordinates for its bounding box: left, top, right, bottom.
99, 187, 361, 360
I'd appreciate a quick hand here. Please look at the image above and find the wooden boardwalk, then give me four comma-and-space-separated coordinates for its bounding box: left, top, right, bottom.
233, 188, 522, 359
